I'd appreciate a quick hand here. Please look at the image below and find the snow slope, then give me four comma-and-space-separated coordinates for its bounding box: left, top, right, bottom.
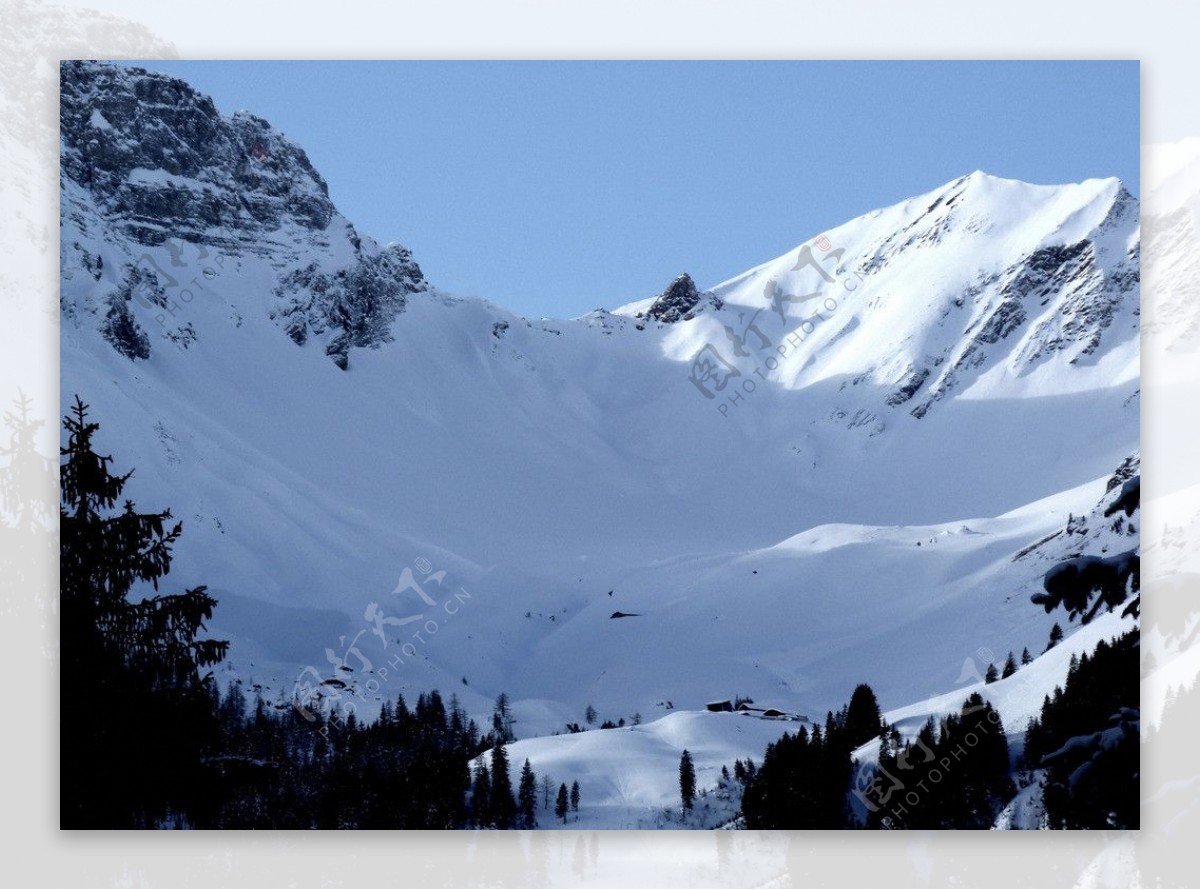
59, 62, 1139, 828
478, 710, 793, 829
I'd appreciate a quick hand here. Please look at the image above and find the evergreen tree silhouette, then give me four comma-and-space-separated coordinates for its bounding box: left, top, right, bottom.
844, 683, 885, 747
471, 761, 492, 827
60, 396, 228, 827
1047, 622, 1064, 651
1001, 651, 1018, 678
518, 758, 538, 828
488, 740, 517, 828
679, 749, 696, 810
555, 782, 569, 823
1, 389, 53, 532
0, 390, 55, 595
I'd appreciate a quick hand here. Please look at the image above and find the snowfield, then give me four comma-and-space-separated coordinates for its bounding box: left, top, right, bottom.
479, 710, 798, 829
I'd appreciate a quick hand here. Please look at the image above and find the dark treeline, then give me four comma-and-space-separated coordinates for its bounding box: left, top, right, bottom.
740, 682, 1014, 829
196, 685, 496, 828
740, 683, 882, 828
739, 632, 1135, 830
1022, 466, 1140, 831
60, 397, 556, 829
1022, 628, 1139, 829
869, 694, 1013, 829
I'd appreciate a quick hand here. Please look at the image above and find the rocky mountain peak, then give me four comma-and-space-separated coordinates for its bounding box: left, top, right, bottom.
59, 61, 427, 369
644, 273, 705, 323
60, 61, 337, 247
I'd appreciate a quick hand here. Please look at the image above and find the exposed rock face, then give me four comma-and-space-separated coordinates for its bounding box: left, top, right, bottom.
60, 61, 338, 246
645, 273, 703, 323
862, 175, 1139, 420
271, 244, 425, 369
59, 60, 426, 367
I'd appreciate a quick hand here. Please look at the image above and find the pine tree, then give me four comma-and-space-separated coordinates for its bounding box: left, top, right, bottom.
844, 683, 884, 747
1047, 622, 1064, 650
489, 741, 517, 828
471, 761, 492, 827
0, 391, 55, 616
679, 750, 696, 810
555, 782, 570, 823
541, 773, 554, 810
518, 759, 538, 828
493, 692, 515, 743
1002, 651, 1018, 678
585, 704, 597, 725
984, 663, 999, 684
1021, 647, 1033, 666
0, 389, 53, 535
570, 780, 580, 812
60, 396, 228, 828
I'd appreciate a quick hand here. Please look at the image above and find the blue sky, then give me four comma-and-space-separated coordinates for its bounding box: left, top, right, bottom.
127, 61, 1139, 319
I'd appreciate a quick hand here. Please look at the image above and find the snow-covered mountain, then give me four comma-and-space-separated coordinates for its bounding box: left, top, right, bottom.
59, 61, 1139, 827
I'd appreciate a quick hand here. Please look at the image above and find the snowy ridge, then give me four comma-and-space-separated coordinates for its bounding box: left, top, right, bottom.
656, 171, 1138, 417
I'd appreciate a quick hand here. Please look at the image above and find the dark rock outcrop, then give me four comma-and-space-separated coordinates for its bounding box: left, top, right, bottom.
645, 273, 703, 323
60, 61, 427, 368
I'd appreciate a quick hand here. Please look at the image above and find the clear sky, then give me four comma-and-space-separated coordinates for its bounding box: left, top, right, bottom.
127, 61, 1139, 319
